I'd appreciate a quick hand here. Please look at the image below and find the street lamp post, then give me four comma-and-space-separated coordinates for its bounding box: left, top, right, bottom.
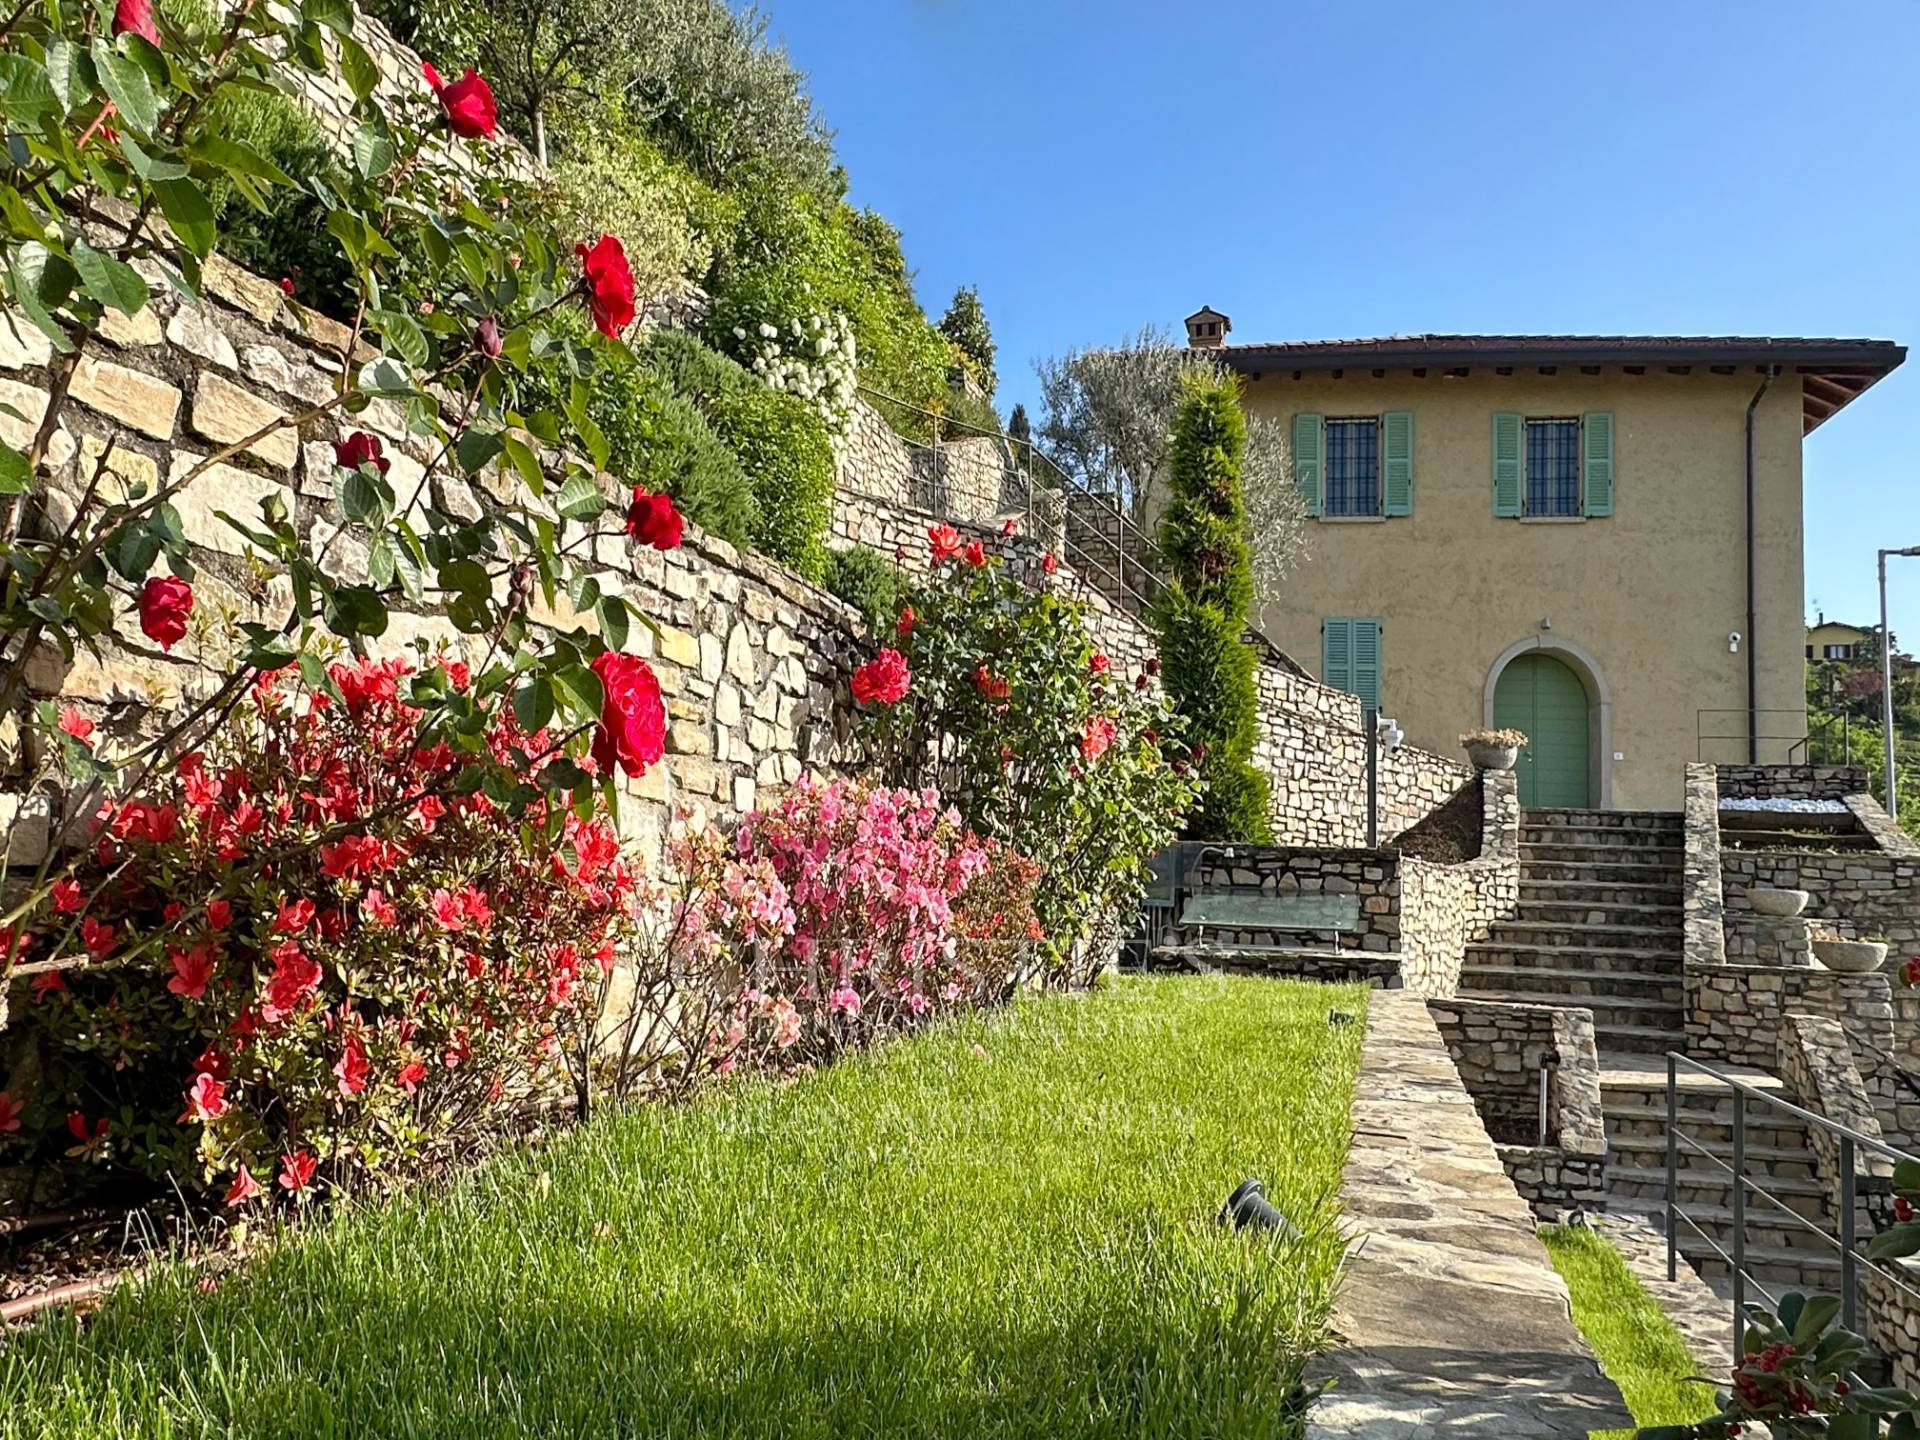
1877, 547, 1920, 820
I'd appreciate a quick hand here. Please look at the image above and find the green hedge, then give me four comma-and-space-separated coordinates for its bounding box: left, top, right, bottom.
643, 332, 835, 580
1155, 371, 1273, 842
820, 545, 907, 632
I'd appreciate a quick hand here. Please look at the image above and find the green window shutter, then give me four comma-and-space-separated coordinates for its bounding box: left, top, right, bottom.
1322, 617, 1351, 694
1292, 412, 1323, 516
1381, 410, 1414, 515
1323, 617, 1382, 712
1582, 411, 1615, 516
1492, 412, 1523, 517
1351, 618, 1381, 713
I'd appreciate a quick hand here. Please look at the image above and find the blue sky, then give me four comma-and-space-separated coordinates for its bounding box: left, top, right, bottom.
765, 0, 1920, 641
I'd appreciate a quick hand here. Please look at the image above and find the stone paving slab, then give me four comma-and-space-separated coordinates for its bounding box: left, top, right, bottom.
1308, 991, 1634, 1437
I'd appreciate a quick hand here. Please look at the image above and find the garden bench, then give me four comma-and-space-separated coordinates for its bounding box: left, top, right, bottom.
1171, 889, 1363, 954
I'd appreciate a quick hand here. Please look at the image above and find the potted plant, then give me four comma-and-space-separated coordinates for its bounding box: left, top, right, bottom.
1747, 887, 1811, 918
1460, 727, 1527, 772
1808, 930, 1889, 974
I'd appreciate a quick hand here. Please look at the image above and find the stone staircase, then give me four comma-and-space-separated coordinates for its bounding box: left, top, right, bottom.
1459, 808, 1688, 1055
1599, 1056, 1839, 1294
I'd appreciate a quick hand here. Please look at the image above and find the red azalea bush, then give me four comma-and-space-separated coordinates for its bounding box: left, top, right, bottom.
2, 657, 640, 1205
662, 776, 1036, 1073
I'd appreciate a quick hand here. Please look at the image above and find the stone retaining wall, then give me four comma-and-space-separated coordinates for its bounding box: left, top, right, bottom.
0, 237, 866, 872
1865, 1260, 1920, 1390
1184, 847, 1400, 954
1686, 965, 1906, 1143
1715, 764, 1867, 800
1428, 996, 1608, 1218
1251, 662, 1470, 847
1396, 771, 1520, 995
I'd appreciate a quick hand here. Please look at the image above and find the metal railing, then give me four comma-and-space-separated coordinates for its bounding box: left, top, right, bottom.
1694, 708, 1816, 764
1664, 1052, 1920, 1360
854, 386, 1169, 618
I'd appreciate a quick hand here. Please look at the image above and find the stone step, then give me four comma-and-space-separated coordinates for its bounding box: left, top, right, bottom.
1522, 808, 1684, 830
1522, 842, 1685, 868
1608, 1165, 1829, 1219
1485, 920, 1684, 953
1522, 824, 1686, 850
1457, 964, 1682, 1002
1523, 859, 1688, 886
1513, 899, 1685, 928
1612, 1199, 1842, 1266
1603, 1102, 1809, 1152
1452, 989, 1685, 1031
1594, 1022, 1689, 1054
1520, 879, 1686, 908
1612, 1204, 1845, 1287
1605, 1131, 1819, 1181
1465, 941, 1686, 974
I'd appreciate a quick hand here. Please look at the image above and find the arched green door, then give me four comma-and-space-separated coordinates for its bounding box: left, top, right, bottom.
1493, 653, 1591, 808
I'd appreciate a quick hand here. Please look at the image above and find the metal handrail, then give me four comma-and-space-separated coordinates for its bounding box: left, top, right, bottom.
1664, 1051, 1920, 1362
853, 384, 1169, 617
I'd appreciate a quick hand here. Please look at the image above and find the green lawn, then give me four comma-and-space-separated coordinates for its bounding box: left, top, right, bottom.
1541, 1224, 1722, 1434
0, 975, 1365, 1439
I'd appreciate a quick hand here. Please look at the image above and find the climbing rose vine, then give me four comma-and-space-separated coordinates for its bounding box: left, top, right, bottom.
2, 658, 642, 1202
855, 525, 1199, 978
0, 0, 677, 1016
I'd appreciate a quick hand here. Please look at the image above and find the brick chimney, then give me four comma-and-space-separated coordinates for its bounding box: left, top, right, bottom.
1185, 306, 1231, 350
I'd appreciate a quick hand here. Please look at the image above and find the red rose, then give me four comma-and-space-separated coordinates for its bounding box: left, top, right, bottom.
1001, 518, 1017, 537
1089, 652, 1110, 675
589, 651, 666, 778
1080, 715, 1116, 762
962, 541, 987, 569
1041, 552, 1059, 575
851, 648, 910, 706
333, 430, 390, 476
576, 235, 636, 339
137, 575, 193, 651
624, 487, 684, 551
112, 0, 159, 46
895, 606, 915, 638
972, 665, 1010, 700
929, 524, 962, 564
423, 63, 497, 140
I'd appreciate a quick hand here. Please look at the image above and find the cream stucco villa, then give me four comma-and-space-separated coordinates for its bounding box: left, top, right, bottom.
1189, 317, 1906, 810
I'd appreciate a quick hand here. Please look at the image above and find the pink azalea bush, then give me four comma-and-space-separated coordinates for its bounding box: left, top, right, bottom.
664, 776, 1037, 1072
3, 658, 640, 1205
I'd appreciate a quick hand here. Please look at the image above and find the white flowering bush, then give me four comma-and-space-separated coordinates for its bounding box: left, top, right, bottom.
730, 309, 857, 431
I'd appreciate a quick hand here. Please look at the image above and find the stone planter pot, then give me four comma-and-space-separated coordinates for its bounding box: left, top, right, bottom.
1748, 887, 1810, 918
1810, 938, 1888, 974
1464, 742, 1519, 772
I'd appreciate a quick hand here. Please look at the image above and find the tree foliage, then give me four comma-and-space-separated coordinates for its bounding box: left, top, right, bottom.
1035, 325, 1213, 519
938, 284, 996, 396
1154, 372, 1273, 842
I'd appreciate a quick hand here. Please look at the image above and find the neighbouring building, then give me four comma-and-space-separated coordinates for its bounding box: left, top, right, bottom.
1193, 323, 1905, 811
1806, 614, 1874, 663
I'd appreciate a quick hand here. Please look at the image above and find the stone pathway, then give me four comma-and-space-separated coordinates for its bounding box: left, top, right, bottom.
1307, 991, 1633, 1437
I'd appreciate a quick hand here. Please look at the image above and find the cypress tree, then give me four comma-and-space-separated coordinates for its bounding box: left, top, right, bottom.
1154, 370, 1273, 841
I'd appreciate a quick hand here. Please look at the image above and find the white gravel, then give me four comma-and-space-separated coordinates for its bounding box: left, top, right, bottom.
1717, 797, 1850, 814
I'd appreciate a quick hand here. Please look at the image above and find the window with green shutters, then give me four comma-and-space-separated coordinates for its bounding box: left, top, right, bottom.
1292, 412, 1412, 518
1493, 411, 1614, 518
1322, 617, 1382, 713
